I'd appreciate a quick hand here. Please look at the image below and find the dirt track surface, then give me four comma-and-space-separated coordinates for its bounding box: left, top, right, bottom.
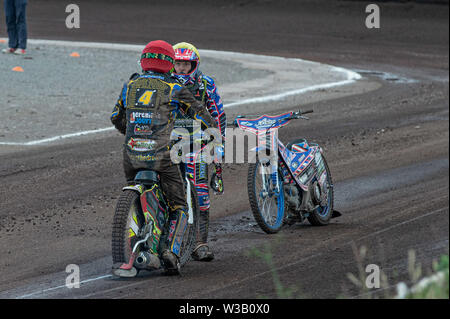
0, 0, 448, 300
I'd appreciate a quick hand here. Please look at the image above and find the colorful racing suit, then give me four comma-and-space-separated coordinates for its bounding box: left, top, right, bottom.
111, 71, 215, 257
175, 71, 226, 249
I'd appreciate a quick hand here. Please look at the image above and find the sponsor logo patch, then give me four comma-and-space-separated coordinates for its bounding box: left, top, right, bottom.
127, 138, 157, 152
130, 112, 153, 125
134, 124, 153, 135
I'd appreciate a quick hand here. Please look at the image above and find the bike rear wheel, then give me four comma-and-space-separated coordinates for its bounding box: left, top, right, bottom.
307, 154, 334, 226
111, 190, 144, 266
248, 160, 285, 234
111, 183, 199, 270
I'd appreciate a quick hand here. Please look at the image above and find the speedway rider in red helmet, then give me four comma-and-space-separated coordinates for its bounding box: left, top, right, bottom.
111, 40, 215, 277
173, 42, 227, 262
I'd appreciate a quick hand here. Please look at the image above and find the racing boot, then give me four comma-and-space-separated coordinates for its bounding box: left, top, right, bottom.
162, 207, 189, 275
192, 243, 215, 262
191, 209, 215, 261
161, 249, 181, 275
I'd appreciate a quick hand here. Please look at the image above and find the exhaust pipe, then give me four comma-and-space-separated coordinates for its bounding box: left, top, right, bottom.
135, 251, 161, 270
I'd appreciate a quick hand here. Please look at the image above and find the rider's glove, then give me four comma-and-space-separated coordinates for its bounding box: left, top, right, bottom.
210, 163, 224, 195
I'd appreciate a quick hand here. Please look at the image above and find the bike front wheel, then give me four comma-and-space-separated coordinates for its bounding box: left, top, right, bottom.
248, 160, 286, 234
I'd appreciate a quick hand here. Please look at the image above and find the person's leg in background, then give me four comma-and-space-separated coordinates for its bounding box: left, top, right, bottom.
15, 0, 27, 52
4, 0, 18, 52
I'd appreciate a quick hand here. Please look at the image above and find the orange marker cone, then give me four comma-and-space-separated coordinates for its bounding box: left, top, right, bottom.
12, 66, 24, 72
70, 52, 80, 57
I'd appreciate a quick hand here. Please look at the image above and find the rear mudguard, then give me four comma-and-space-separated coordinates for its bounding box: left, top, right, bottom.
122, 184, 145, 194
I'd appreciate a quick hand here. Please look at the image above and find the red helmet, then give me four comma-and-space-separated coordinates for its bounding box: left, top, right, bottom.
140, 40, 175, 73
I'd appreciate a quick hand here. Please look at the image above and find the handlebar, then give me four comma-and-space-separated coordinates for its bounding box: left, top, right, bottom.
229, 109, 314, 127
290, 109, 313, 119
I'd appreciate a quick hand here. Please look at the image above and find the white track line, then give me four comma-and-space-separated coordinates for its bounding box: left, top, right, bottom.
0, 127, 115, 146
0, 39, 360, 146
226, 71, 359, 107
17, 274, 112, 299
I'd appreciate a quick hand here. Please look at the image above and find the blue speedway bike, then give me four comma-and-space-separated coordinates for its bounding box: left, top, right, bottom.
234, 109, 340, 234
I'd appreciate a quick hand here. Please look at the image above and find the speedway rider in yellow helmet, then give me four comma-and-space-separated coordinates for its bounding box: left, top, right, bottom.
173, 42, 227, 262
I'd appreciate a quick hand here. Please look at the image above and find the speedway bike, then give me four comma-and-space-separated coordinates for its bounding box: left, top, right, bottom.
111, 164, 199, 277
234, 109, 340, 234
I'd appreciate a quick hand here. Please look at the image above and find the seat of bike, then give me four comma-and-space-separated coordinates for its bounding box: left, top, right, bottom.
134, 170, 159, 183
286, 138, 309, 153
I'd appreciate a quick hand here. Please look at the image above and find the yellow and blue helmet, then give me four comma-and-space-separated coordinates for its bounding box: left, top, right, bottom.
173, 42, 201, 85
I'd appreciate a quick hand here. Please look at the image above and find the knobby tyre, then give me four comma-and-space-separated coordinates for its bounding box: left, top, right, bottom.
248, 160, 286, 234
178, 180, 200, 266
111, 184, 199, 268
307, 154, 334, 226
111, 190, 143, 265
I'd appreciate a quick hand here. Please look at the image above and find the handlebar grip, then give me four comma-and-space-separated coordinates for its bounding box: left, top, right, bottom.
301, 109, 314, 115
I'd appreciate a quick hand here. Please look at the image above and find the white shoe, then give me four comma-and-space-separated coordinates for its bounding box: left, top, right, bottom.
14, 49, 26, 55
2, 48, 16, 54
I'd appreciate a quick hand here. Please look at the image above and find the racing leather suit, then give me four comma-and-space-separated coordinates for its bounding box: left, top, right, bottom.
176, 71, 226, 247
111, 71, 215, 257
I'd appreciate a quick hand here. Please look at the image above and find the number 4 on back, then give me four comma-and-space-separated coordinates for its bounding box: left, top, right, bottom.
136, 89, 157, 107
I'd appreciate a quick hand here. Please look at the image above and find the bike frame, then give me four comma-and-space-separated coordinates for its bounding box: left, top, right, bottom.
235, 111, 323, 192
122, 170, 195, 255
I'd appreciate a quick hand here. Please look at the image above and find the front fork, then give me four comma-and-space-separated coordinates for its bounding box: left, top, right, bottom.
259, 162, 281, 197
185, 176, 194, 225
